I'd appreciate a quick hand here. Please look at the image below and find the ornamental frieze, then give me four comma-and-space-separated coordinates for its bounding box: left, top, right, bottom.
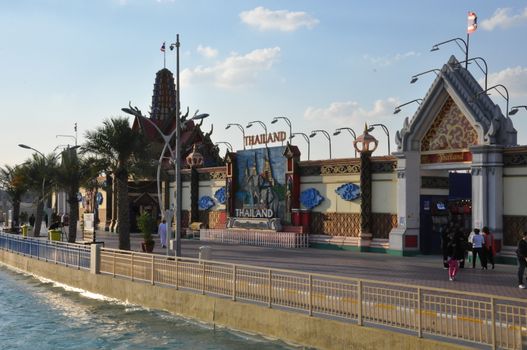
421, 176, 449, 189
503, 153, 527, 167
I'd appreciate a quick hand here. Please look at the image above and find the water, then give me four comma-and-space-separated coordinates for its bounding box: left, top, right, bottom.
0, 265, 293, 350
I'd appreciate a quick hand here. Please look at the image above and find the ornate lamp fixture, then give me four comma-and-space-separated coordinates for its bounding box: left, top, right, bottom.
186, 144, 204, 168
353, 124, 379, 154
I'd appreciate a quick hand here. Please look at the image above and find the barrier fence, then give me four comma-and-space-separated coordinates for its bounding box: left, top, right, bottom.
0, 232, 90, 270
200, 229, 309, 248
0, 231, 525, 349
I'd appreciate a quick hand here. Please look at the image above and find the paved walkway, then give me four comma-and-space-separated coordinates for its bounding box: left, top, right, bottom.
88, 230, 526, 300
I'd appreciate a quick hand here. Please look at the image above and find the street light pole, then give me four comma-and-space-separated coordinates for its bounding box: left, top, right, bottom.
475, 84, 510, 119
215, 142, 233, 153
393, 99, 423, 114
225, 123, 246, 150
291, 132, 310, 160
367, 124, 391, 155
271, 116, 292, 144
431, 37, 468, 68
246, 121, 268, 143
309, 130, 332, 159
509, 105, 527, 116
333, 127, 357, 157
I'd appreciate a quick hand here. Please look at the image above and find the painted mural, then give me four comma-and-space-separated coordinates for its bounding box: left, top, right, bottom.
235, 146, 287, 221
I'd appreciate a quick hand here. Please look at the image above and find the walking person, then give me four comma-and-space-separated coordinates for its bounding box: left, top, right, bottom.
446, 231, 464, 281
517, 231, 527, 289
158, 219, 167, 249
482, 226, 496, 269
470, 228, 487, 269
441, 224, 452, 269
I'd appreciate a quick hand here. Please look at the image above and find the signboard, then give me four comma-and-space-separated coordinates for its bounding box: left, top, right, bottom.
421, 151, 472, 164
83, 213, 94, 233
244, 131, 287, 147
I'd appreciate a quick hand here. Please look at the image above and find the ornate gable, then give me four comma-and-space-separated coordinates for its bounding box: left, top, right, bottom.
421, 97, 478, 152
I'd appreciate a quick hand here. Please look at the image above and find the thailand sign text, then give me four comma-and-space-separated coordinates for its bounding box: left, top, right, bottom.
245, 132, 286, 147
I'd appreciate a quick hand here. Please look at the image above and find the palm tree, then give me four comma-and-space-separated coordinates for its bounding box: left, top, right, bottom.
20, 154, 59, 237
0, 165, 28, 230
53, 147, 99, 243
83, 117, 149, 250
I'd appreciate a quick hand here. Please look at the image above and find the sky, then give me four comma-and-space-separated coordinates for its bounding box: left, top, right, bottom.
1, 1, 527, 165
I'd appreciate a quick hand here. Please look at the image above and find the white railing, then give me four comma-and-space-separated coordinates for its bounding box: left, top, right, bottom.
0, 232, 90, 270
99, 247, 527, 350
200, 229, 309, 248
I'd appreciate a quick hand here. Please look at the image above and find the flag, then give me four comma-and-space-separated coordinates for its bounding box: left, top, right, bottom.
160, 42, 166, 52
467, 11, 477, 34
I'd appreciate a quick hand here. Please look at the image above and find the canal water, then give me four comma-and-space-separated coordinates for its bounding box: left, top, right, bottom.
0, 265, 293, 350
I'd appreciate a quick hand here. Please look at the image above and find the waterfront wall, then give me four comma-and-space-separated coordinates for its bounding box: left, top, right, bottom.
0, 249, 468, 350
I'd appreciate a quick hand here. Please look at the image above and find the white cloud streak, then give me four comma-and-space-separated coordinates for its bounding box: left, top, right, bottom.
181, 47, 281, 88
303, 98, 399, 126
197, 45, 218, 58
485, 66, 527, 98
480, 7, 527, 31
240, 6, 319, 32
363, 51, 419, 67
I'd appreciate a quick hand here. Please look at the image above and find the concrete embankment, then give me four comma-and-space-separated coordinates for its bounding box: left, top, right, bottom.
0, 249, 470, 350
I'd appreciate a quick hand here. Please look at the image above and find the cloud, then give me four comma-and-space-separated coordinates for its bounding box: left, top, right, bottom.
304, 98, 399, 126
240, 6, 319, 32
480, 7, 527, 31
363, 51, 419, 67
484, 66, 527, 98
197, 45, 218, 58
181, 47, 281, 88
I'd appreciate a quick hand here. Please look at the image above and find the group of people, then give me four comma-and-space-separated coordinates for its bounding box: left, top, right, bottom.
441, 224, 496, 282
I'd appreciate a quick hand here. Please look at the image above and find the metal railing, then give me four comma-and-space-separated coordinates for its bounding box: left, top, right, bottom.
99, 248, 527, 350
0, 232, 90, 270
200, 229, 309, 248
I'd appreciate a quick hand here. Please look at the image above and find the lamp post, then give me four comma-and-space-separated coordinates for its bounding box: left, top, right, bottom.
18, 144, 49, 236
271, 116, 292, 144
225, 123, 246, 150
431, 37, 468, 68
410, 69, 440, 84
353, 124, 378, 250
333, 127, 357, 157
215, 141, 233, 153
510, 105, 527, 116
56, 134, 77, 147
309, 129, 332, 159
246, 120, 268, 143
367, 123, 391, 155
393, 99, 423, 114
475, 84, 510, 119
291, 132, 310, 160
455, 57, 488, 90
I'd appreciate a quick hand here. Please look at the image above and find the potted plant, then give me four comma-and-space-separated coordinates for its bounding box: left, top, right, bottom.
137, 212, 156, 253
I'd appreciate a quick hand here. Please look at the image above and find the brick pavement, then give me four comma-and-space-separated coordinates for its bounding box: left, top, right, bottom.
90, 230, 527, 300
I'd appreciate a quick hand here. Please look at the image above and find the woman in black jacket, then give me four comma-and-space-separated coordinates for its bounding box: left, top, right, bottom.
517, 231, 527, 289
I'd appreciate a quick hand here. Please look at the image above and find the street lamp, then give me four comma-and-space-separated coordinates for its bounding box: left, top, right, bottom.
509, 105, 527, 116
271, 116, 292, 144
225, 123, 246, 150
393, 99, 423, 114
410, 69, 440, 84
246, 120, 268, 142
431, 37, 468, 68
291, 132, 310, 160
333, 127, 357, 157
367, 123, 391, 155
309, 129, 332, 159
215, 141, 233, 153
475, 84, 510, 119
454, 57, 488, 90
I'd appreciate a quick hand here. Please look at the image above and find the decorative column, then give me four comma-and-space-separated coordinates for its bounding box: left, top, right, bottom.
283, 144, 301, 225
389, 150, 421, 255
186, 144, 204, 223
470, 145, 504, 252
224, 152, 237, 218
353, 124, 378, 251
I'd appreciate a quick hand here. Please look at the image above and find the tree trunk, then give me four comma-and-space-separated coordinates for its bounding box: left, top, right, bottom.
33, 200, 44, 237
116, 173, 130, 250
11, 199, 20, 229
67, 195, 79, 243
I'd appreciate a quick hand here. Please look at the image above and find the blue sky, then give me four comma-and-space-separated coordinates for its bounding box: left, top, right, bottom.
1, 1, 527, 165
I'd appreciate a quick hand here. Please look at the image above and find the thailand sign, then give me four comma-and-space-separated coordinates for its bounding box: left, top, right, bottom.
421, 151, 472, 164
245, 132, 287, 147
